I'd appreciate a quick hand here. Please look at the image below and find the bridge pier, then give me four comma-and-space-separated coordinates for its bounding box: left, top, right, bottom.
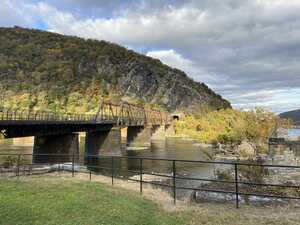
165, 124, 175, 136
151, 125, 166, 140
33, 133, 79, 163
126, 126, 152, 149
85, 128, 122, 156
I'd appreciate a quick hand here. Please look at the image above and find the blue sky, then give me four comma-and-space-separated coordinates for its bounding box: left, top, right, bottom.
1, 0, 300, 113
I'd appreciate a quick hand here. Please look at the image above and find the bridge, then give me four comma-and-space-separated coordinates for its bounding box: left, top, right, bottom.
0, 101, 173, 162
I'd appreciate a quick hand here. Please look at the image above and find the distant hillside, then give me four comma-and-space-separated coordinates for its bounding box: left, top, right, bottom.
279, 109, 300, 125
0, 27, 231, 113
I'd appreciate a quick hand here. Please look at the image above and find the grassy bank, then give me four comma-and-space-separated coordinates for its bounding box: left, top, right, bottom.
0, 175, 300, 225
0, 176, 186, 225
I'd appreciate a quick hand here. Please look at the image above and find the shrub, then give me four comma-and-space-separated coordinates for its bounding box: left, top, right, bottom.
238, 159, 268, 184
1, 156, 18, 168
174, 108, 291, 147
215, 169, 232, 181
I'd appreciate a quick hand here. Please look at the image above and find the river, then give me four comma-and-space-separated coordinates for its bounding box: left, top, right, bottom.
2, 132, 300, 200
0, 136, 217, 199
288, 128, 300, 140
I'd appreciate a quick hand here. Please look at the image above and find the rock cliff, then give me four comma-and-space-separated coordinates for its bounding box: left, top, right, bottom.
0, 27, 231, 112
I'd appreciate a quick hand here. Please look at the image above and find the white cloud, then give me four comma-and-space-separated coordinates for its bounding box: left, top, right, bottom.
147, 49, 192, 70
0, 0, 36, 27
146, 49, 219, 85
2, 0, 300, 112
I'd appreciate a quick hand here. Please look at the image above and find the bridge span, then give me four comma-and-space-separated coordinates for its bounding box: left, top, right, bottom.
0, 101, 174, 162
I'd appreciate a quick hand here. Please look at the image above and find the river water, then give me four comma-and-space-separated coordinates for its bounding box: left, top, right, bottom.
0, 137, 218, 198
3, 133, 300, 200
288, 129, 300, 140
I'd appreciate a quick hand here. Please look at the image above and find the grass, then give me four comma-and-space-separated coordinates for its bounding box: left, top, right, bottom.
0, 176, 186, 225
1, 174, 300, 225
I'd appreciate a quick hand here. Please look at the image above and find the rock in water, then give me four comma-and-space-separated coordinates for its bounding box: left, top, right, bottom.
238, 141, 256, 157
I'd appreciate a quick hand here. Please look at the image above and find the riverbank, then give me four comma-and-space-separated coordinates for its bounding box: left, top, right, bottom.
173, 108, 291, 155
1, 173, 300, 225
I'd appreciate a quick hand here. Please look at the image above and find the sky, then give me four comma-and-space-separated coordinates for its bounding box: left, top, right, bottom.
1, 0, 300, 113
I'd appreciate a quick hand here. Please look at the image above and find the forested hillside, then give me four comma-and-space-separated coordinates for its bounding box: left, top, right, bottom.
0, 27, 230, 113
280, 109, 300, 125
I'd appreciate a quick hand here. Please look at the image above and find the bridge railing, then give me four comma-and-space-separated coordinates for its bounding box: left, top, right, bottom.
0, 103, 171, 125
0, 108, 97, 122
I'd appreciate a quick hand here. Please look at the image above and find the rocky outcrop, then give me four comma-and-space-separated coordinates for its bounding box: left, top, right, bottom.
238, 141, 256, 158
214, 140, 257, 160
0, 27, 230, 112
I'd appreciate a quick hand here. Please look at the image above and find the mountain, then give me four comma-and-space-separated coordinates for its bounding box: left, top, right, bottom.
0, 27, 230, 113
279, 109, 300, 125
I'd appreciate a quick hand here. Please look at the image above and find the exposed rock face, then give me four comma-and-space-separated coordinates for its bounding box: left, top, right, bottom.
0, 27, 231, 112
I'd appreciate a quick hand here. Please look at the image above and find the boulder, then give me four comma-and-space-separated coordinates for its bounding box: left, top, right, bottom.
238, 141, 256, 158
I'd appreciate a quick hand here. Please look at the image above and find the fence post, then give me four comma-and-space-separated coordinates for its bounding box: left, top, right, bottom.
234, 163, 239, 209
111, 156, 114, 186
72, 152, 75, 177
29, 164, 32, 176
17, 154, 21, 179
172, 160, 176, 205
139, 158, 143, 195
89, 170, 92, 181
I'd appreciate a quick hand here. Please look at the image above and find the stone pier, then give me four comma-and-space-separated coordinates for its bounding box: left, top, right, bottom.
151, 125, 166, 140
165, 124, 176, 136
126, 126, 152, 149
33, 133, 79, 163
85, 128, 122, 156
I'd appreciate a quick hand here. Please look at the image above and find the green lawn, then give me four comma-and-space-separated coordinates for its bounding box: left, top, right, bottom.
0, 177, 187, 225
0, 176, 300, 225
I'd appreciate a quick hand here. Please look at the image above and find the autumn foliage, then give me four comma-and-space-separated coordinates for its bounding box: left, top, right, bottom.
174, 108, 291, 146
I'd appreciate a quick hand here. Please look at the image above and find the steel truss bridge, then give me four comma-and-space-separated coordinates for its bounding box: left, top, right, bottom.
0, 100, 171, 138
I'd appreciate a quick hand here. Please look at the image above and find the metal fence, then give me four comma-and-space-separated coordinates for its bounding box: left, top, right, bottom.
1, 153, 300, 208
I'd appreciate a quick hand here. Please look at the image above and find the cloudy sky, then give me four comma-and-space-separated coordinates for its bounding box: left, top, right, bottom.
1, 0, 300, 113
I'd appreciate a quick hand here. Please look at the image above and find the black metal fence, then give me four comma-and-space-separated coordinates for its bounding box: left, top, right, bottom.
1, 153, 300, 208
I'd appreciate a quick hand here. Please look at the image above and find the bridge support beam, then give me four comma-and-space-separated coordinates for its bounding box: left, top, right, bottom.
126, 126, 152, 149
33, 133, 79, 163
85, 128, 122, 156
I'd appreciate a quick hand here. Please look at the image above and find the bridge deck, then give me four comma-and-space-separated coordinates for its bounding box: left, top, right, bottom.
0, 103, 171, 138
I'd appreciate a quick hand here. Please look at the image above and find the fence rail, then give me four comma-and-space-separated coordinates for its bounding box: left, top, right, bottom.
1, 153, 300, 208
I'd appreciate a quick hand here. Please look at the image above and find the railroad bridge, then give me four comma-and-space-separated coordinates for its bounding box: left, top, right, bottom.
0, 101, 173, 162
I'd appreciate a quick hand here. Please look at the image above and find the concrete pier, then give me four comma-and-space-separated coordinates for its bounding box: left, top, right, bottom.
151, 125, 166, 140
126, 126, 152, 149
33, 133, 79, 163
85, 128, 122, 156
165, 124, 176, 136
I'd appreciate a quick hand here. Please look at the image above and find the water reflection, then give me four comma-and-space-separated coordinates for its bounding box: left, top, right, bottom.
0, 137, 214, 173
0, 136, 215, 198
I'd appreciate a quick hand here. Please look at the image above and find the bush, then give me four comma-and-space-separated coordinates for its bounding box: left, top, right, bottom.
215, 169, 232, 181
1, 156, 18, 168
238, 159, 268, 184
174, 108, 291, 148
